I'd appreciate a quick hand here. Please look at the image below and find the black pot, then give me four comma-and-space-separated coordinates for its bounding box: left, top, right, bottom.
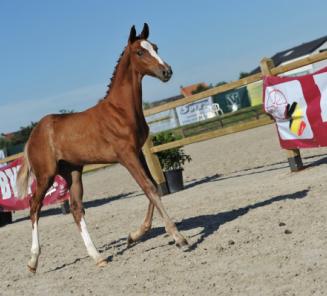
164, 169, 184, 193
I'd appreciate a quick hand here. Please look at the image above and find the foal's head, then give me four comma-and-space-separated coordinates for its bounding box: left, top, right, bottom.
128, 23, 172, 82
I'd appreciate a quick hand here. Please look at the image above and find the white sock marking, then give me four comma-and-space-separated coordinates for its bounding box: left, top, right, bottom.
141, 40, 164, 65
31, 222, 39, 255
80, 217, 101, 260
28, 221, 40, 268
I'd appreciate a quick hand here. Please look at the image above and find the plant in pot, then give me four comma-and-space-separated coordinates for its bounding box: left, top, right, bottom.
152, 132, 192, 193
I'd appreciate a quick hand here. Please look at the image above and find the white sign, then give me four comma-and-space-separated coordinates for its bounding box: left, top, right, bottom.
176, 97, 214, 126
265, 80, 313, 140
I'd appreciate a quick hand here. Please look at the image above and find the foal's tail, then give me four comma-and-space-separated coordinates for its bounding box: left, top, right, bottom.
17, 144, 32, 199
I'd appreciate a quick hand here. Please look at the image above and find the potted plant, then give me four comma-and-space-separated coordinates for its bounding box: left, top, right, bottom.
152, 132, 192, 193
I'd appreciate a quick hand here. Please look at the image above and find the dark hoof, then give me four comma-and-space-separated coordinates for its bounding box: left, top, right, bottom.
27, 265, 37, 273
127, 234, 136, 248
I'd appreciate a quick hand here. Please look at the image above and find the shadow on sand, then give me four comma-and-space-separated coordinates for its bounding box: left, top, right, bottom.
46, 188, 309, 272
14, 152, 326, 224
22, 153, 324, 272
184, 153, 327, 191
13, 191, 142, 224
114, 188, 309, 257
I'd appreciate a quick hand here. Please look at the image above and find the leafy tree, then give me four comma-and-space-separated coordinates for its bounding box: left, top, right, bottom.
59, 109, 75, 114
10, 122, 38, 146
215, 81, 227, 87
142, 101, 151, 110
1, 109, 75, 151
0, 136, 9, 150
191, 84, 212, 95
239, 72, 251, 79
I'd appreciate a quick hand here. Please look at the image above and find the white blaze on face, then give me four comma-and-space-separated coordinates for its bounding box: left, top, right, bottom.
140, 40, 164, 65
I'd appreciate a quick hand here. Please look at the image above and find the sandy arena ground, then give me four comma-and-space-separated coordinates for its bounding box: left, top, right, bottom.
1, 124, 327, 296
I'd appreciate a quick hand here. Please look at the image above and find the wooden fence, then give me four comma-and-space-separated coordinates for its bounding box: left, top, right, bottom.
142, 51, 327, 193
1, 51, 327, 193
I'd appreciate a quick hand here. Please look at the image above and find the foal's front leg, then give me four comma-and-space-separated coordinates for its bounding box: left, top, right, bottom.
121, 151, 188, 247
127, 153, 155, 246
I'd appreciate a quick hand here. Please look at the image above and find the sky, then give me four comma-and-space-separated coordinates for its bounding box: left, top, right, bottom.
1, 0, 327, 133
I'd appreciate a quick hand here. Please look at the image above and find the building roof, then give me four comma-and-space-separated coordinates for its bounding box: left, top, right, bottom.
144, 82, 208, 111
180, 82, 209, 97
250, 35, 327, 74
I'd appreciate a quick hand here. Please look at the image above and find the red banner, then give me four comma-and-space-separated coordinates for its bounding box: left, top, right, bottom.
0, 158, 69, 211
264, 67, 327, 149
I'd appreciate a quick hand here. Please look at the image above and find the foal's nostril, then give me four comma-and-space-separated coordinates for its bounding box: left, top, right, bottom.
162, 70, 170, 79
162, 67, 172, 79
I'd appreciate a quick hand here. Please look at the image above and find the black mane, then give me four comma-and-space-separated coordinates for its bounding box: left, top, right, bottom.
105, 46, 127, 97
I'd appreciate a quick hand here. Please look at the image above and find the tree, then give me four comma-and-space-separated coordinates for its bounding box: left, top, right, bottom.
142, 101, 152, 110
10, 122, 38, 145
59, 109, 75, 114
191, 84, 212, 95
1, 109, 75, 150
215, 81, 227, 87
0, 137, 9, 150
239, 72, 251, 79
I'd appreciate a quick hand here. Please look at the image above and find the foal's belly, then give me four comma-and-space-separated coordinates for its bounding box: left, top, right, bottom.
56, 140, 118, 166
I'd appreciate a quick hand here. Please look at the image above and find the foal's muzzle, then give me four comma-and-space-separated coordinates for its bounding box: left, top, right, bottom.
157, 64, 173, 82
162, 66, 173, 82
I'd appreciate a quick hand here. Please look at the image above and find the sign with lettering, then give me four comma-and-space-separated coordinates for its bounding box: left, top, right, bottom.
176, 97, 214, 125
0, 158, 69, 211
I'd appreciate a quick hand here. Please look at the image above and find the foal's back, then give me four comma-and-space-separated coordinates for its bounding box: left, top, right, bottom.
27, 106, 118, 169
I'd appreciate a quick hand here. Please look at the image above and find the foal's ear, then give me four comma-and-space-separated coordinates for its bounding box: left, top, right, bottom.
139, 23, 149, 40
129, 25, 137, 43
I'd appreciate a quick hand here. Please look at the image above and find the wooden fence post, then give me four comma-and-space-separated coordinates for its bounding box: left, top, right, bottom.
142, 136, 169, 196
260, 57, 304, 172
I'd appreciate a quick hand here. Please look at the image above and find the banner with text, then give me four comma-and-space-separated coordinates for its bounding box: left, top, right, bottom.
176, 97, 214, 125
263, 67, 327, 149
0, 158, 69, 211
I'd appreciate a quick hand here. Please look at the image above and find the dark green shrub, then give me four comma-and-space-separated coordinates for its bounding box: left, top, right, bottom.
152, 132, 192, 171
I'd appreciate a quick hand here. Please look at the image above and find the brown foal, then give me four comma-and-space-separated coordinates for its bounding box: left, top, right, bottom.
17, 23, 188, 273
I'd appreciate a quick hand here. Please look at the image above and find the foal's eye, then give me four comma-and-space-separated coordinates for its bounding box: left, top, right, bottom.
137, 50, 144, 56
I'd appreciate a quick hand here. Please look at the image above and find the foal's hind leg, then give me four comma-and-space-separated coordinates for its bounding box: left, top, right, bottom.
128, 153, 155, 246
28, 175, 54, 273
121, 151, 188, 247
63, 166, 107, 267
128, 201, 154, 247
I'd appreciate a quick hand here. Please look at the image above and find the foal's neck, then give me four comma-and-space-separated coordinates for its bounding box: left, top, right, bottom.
105, 48, 143, 116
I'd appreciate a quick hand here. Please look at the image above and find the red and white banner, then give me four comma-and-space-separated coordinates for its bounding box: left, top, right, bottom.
264, 67, 327, 149
0, 158, 69, 211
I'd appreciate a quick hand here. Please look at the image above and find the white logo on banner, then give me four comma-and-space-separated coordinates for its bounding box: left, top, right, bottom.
265, 80, 313, 140
176, 98, 213, 126
313, 72, 327, 122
